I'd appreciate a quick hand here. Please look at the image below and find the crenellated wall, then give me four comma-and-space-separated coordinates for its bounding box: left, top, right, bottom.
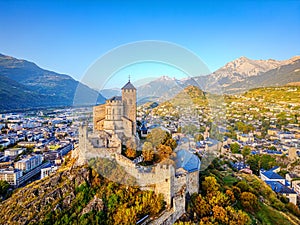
114, 153, 175, 206
78, 125, 176, 206
77, 125, 199, 223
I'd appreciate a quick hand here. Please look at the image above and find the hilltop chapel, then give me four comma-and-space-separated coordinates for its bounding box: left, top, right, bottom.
93, 80, 137, 140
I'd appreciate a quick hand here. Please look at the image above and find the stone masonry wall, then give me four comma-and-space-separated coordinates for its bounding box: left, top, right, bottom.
77, 126, 190, 221
78, 126, 175, 206
115, 153, 175, 206
187, 171, 199, 195
149, 195, 185, 225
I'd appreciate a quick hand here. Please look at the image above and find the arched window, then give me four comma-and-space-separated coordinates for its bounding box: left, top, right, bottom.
129, 99, 132, 105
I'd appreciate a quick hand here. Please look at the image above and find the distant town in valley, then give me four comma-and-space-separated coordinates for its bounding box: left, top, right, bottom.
0, 52, 299, 224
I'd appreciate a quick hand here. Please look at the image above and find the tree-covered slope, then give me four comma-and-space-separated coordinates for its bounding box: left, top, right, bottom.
175, 159, 300, 225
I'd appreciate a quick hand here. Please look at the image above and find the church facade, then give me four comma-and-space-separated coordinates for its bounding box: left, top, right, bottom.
93, 81, 137, 139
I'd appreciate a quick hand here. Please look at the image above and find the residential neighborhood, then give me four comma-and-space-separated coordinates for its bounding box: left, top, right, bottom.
0, 107, 91, 187
135, 86, 300, 207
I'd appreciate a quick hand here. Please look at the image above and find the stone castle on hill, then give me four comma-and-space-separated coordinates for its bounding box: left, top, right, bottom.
75, 80, 201, 224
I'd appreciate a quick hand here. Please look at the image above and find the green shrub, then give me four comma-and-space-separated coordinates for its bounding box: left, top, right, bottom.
286, 202, 300, 217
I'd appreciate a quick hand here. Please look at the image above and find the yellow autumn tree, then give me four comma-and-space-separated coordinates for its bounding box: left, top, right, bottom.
125, 139, 137, 159
142, 142, 154, 162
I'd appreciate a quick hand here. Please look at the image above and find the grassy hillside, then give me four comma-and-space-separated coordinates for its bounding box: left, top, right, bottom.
152, 85, 208, 115
243, 86, 300, 103
170, 85, 207, 106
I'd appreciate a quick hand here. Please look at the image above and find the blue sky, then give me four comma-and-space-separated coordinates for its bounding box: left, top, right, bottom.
0, 0, 299, 88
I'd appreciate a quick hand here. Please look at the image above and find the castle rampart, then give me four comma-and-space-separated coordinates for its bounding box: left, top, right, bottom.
77, 125, 177, 206
77, 80, 200, 224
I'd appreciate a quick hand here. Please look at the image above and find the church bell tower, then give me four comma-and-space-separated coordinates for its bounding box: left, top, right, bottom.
121, 78, 137, 135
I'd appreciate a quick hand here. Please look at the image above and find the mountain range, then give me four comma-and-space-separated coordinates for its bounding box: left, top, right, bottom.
0, 54, 105, 111
136, 55, 300, 101
0, 53, 299, 111
201, 55, 300, 93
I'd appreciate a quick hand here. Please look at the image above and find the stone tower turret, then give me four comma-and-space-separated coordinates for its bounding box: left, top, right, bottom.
77, 124, 89, 165
122, 80, 137, 135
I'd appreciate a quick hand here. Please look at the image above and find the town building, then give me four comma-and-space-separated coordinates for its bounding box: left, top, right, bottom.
0, 167, 23, 186
260, 167, 285, 185
4, 148, 25, 157
266, 181, 297, 205
294, 182, 300, 196
261, 167, 298, 205
286, 173, 300, 186
41, 165, 58, 179
140, 122, 148, 138
14, 154, 42, 172
267, 128, 279, 136
237, 132, 254, 143
288, 147, 298, 161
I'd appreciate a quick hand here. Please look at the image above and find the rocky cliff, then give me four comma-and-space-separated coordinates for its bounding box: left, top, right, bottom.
0, 158, 165, 225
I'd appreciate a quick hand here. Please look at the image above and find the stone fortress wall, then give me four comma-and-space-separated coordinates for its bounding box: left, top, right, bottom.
78, 125, 177, 206
76, 125, 195, 223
